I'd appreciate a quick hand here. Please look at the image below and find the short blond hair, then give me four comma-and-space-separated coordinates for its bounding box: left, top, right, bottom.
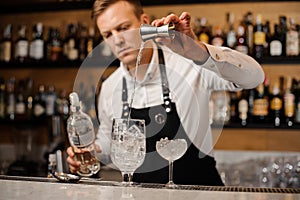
92, 0, 144, 20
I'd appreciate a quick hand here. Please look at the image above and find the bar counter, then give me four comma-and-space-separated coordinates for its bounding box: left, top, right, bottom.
1, 175, 300, 200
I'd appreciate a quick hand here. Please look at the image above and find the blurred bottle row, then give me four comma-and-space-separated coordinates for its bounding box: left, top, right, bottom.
1, 11, 299, 65
193, 12, 299, 59
0, 22, 113, 64
0, 76, 98, 125
210, 75, 300, 128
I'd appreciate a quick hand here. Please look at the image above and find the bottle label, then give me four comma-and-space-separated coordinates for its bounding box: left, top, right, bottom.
30, 39, 44, 60
270, 40, 282, 56
71, 130, 94, 147
254, 32, 266, 45
286, 30, 299, 56
238, 99, 248, 120
270, 97, 282, 111
253, 99, 268, 116
227, 31, 236, 48
211, 37, 224, 47
284, 93, 295, 117
15, 40, 29, 57
2, 41, 12, 62
33, 103, 45, 117
15, 102, 25, 114
235, 45, 248, 55
199, 33, 209, 44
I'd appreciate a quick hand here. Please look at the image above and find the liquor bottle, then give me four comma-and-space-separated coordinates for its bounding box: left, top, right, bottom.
0, 77, 6, 119
263, 21, 271, 57
25, 78, 34, 119
29, 23, 45, 62
47, 28, 63, 62
252, 79, 269, 123
56, 89, 69, 121
86, 26, 97, 58
286, 18, 299, 56
225, 12, 236, 49
45, 85, 57, 117
198, 18, 211, 44
229, 91, 239, 123
238, 90, 249, 126
0, 24, 13, 63
247, 88, 255, 123
269, 24, 284, 57
78, 23, 88, 61
253, 14, 266, 60
14, 25, 29, 63
284, 76, 295, 127
6, 77, 15, 120
211, 26, 225, 47
63, 23, 79, 61
278, 16, 288, 56
244, 12, 254, 56
33, 84, 46, 119
295, 81, 300, 124
67, 92, 100, 177
269, 80, 283, 127
235, 25, 248, 55
15, 79, 26, 120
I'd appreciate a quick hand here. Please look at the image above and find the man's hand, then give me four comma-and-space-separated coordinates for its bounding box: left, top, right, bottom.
151, 12, 209, 63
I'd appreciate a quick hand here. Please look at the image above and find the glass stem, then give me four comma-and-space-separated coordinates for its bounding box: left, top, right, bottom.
169, 161, 174, 184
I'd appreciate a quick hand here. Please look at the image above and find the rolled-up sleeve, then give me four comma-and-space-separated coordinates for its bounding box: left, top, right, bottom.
201, 44, 265, 89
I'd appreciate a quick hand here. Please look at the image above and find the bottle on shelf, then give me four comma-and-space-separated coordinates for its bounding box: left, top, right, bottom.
0, 24, 13, 63
78, 23, 88, 61
295, 80, 300, 124
15, 79, 26, 120
269, 24, 284, 57
253, 14, 266, 60
29, 22, 45, 62
278, 16, 288, 57
86, 25, 97, 58
6, 77, 15, 120
211, 26, 225, 47
225, 12, 236, 49
286, 18, 299, 56
243, 12, 254, 56
24, 78, 34, 119
67, 92, 100, 177
63, 23, 79, 61
235, 25, 248, 55
45, 85, 57, 117
269, 80, 283, 127
238, 90, 249, 126
198, 17, 212, 44
252, 78, 269, 123
229, 91, 239, 123
56, 89, 69, 121
0, 77, 6, 119
263, 20, 271, 57
283, 76, 295, 127
33, 84, 46, 119
14, 25, 29, 63
46, 27, 63, 62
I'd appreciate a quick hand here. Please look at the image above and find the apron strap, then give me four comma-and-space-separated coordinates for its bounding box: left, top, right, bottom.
121, 46, 172, 114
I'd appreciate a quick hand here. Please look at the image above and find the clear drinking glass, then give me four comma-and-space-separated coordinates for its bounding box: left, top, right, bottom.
156, 137, 187, 188
110, 118, 146, 186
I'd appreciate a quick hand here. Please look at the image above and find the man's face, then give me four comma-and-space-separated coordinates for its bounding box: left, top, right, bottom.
96, 1, 144, 67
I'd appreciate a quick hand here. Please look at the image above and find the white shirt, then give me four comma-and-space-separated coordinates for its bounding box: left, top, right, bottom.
96, 43, 264, 164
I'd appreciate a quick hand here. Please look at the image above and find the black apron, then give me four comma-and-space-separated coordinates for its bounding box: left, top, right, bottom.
121, 48, 224, 186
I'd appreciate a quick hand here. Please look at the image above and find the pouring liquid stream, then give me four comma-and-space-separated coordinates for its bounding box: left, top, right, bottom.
127, 41, 146, 124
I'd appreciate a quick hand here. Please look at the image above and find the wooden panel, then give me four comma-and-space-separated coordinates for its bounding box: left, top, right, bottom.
213, 128, 300, 152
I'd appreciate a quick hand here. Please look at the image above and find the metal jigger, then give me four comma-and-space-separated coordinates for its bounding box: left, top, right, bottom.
140, 23, 175, 42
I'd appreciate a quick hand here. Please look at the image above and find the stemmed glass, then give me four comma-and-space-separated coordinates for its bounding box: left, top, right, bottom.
156, 137, 187, 188
110, 118, 146, 186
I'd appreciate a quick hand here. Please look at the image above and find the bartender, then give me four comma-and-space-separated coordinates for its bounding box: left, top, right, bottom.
67, 0, 264, 186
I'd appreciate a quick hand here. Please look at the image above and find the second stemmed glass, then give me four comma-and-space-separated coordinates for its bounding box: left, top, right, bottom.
156, 137, 187, 188
110, 118, 146, 186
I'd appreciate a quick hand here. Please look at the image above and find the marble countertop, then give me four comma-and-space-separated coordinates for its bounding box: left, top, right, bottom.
0, 175, 299, 200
